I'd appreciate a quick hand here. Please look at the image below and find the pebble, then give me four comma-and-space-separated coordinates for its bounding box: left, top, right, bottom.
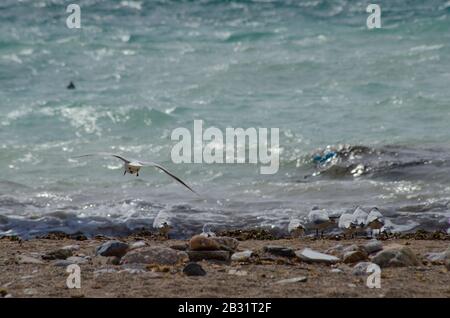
325, 244, 344, 256
275, 276, 308, 284
16, 255, 45, 265
187, 250, 231, 262
231, 250, 253, 262
66, 256, 89, 265
425, 251, 447, 263
121, 246, 188, 265
61, 245, 80, 252
130, 241, 146, 250
93, 268, 118, 277
295, 248, 340, 265
330, 268, 343, 273
263, 245, 296, 258
95, 241, 129, 258
352, 262, 375, 276
42, 249, 73, 260
228, 269, 248, 276
189, 235, 220, 251
170, 243, 188, 251
53, 260, 76, 267
372, 244, 420, 268
363, 240, 383, 254
183, 263, 206, 276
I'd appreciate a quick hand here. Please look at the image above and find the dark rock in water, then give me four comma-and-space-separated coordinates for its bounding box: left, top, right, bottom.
42, 249, 73, 260
372, 245, 420, 268
121, 246, 188, 265
67, 81, 75, 89
187, 250, 231, 262
183, 262, 206, 276
95, 241, 129, 258
263, 245, 295, 258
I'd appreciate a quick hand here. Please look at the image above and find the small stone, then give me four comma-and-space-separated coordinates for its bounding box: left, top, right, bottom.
189, 235, 220, 251
211, 237, 239, 252
295, 248, 340, 265
263, 245, 296, 258
119, 268, 147, 275
228, 269, 248, 276
183, 263, 206, 276
130, 241, 146, 250
170, 243, 188, 251
16, 255, 45, 265
94, 268, 117, 277
425, 251, 447, 263
66, 256, 89, 265
121, 246, 188, 265
363, 240, 383, 254
275, 276, 307, 284
53, 260, 75, 267
343, 249, 368, 264
61, 245, 80, 252
372, 244, 420, 268
325, 244, 344, 256
187, 250, 231, 262
330, 268, 343, 273
231, 250, 253, 262
42, 249, 73, 260
95, 241, 129, 258
343, 244, 360, 253
352, 262, 375, 276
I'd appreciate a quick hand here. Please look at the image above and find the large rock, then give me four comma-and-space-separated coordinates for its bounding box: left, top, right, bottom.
363, 240, 383, 254
121, 246, 188, 265
263, 245, 296, 258
189, 235, 220, 251
187, 250, 231, 262
343, 249, 368, 264
95, 241, 129, 258
372, 244, 420, 268
295, 248, 340, 265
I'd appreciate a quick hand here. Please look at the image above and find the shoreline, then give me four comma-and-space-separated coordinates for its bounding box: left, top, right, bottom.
1, 231, 449, 298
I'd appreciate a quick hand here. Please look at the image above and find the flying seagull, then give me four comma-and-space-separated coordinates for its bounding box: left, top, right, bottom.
73, 152, 197, 194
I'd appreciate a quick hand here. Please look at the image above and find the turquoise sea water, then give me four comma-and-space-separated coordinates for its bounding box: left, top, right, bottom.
1, 0, 450, 237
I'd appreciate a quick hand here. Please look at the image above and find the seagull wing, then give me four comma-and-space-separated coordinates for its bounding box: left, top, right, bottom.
139, 161, 198, 195
72, 152, 130, 163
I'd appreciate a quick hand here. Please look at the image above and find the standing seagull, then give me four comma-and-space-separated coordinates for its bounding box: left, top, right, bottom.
351, 206, 369, 236
288, 217, 306, 238
365, 207, 385, 237
338, 213, 357, 238
307, 208, 335, 238
73, 152, 197, 194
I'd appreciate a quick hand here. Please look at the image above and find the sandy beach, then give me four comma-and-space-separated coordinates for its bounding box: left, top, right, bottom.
1, 231, 449, 298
